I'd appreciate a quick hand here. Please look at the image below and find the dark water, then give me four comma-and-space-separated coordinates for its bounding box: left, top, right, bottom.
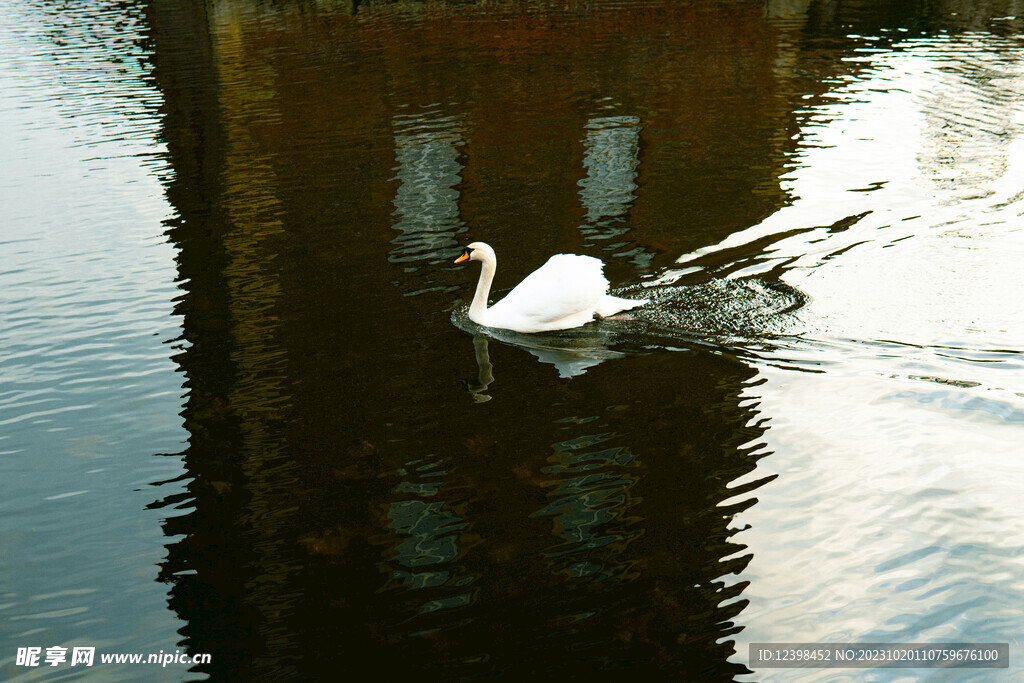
3, 0, 1023, 680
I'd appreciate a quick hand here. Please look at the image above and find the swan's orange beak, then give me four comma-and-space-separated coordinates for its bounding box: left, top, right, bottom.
455, 248, 472, 264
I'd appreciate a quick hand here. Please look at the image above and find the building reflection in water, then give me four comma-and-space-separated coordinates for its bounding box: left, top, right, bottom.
390, 110, 467, 276
533, 430, 642, 584
580, 115, 640, 244
385, 453, 477, 615
578, 114, 655, 269
141, 0, 810, 679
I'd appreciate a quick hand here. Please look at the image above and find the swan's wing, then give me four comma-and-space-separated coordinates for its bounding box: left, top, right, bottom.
488, 254, 609, 330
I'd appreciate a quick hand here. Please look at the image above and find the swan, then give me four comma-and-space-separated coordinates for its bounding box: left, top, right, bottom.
454, 242, 648, 333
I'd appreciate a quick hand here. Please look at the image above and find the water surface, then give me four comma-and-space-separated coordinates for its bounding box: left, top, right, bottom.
2, 0, 1023, 680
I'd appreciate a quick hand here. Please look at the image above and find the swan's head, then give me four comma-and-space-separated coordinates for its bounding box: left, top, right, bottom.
454, 242, 494, 264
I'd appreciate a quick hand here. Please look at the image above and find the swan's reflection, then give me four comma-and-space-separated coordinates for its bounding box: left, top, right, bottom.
464, 335, 495, 402
524, 341, 624, 378
460, 323, 626, 392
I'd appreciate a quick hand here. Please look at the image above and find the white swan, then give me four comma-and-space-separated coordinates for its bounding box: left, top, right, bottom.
454, 242, 648, 333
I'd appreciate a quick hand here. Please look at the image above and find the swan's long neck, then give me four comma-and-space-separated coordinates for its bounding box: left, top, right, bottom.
469, 253, 496, 323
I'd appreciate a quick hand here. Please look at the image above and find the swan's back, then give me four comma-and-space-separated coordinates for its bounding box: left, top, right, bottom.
487, 254, 609, 332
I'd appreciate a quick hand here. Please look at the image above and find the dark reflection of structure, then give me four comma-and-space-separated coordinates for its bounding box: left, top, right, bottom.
144, 2, 309, 679
484, 354, 772, 681
141, 1, 786, 679
136, 0, 1007, 679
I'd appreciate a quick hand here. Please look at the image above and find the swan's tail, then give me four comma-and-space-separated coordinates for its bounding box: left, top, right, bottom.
595, 295, 649, 318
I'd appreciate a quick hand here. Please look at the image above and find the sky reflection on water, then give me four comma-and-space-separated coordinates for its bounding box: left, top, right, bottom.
727, 30, 1024, 680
